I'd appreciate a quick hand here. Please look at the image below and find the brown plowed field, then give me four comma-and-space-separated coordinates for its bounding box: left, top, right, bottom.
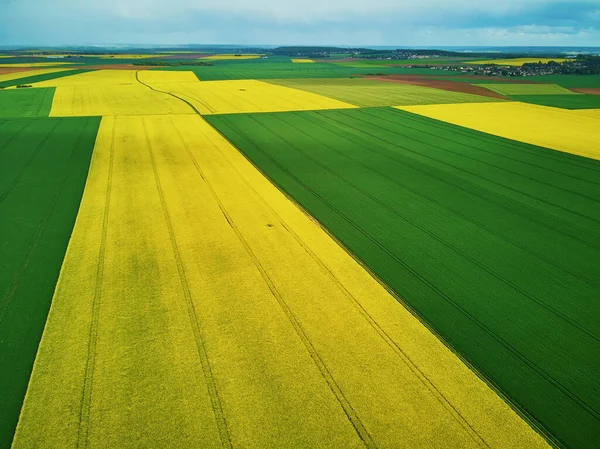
0, 67, 34, 75
365, 75, 509, 100
571, 88, 600, 95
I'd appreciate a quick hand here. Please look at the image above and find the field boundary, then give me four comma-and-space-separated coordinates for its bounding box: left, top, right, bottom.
205, 112, 565, 449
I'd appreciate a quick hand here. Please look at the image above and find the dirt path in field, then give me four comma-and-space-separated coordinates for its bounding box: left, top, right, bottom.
365, 75, 509, 100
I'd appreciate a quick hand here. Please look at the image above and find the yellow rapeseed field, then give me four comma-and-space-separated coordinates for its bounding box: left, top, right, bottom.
48, 84, 193, 116
0, 68, 71, 83
26, 70, 199, 116
397, 102, 600, 161
467, 58, 568, 66
29, 70, 139, 87
136, 70, 199, 83
145, 79, 357, 114
13, 114, 549, 449
291, 59, 315, 63
571, 108, 600, 120
29, 70, 197, 88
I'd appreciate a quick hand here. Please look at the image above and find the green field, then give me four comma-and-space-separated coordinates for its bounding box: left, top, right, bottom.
510, 94, 600, 109
476, 83, 575, 96
207, 107, 600, 449
0, 116, 100, 448
0, 88, 55, 117
332, 58, 480, 67
524, 74, 600, 88
267, 78, 501, 107
156, 60, 450, 80
0, 69, 91, 88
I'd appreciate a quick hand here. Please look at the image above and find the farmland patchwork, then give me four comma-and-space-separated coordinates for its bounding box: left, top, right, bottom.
12, 115, 549, 449
1, 57, 598, 449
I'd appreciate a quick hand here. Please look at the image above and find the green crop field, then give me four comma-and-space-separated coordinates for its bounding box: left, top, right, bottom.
158, 60, 449, 80
511, 94, 600, 109
0, 116, 100, 448
524, 74, 600, 88
0, 69, 91, 88
207, 107, 600, 449
0, 88, 55, 117
476, 83, 575, 96
267, 78, 501, 106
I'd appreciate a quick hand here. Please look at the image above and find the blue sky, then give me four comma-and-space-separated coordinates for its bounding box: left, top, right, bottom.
0, 0, 599, 46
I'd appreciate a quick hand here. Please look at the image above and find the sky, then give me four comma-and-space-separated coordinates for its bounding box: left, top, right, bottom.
0, 0, 599, 47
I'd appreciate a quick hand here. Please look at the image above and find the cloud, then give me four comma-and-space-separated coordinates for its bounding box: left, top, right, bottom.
0, 0, 599, 46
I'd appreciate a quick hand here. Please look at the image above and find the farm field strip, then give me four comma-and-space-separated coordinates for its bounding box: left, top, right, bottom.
47, 83, 194, 117
143, 79, 357, 114
0, 88, 55, 117
0, 68, 71, 84
136, 70, 199, 83
0, 116, 100, 449
12, 114, 549, 449
510, 94, 600, 109
571, 88, 600, 95
0, 62, 81, 68
79, 54, 170, 59
207, 107, 600, 449
475, 83, 575, 96
26, 69, 141, 87
518, 74, 600, 88
571, 108, 600, 119
363, 75, 509, 99
153, 62, 449, 81
266, 78, 502, 107
1, 70, 94, 89
467, 58, 568, 66
200, 54, 264, 60
398, 102, 600, 161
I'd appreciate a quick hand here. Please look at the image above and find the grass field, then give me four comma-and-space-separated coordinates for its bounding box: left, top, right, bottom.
142, 79, 357, 114
0, 88, 55, 117
399, 102, 600, 160
475, 83, 575, 96
469, 58, 568, 66
0, 116, 100, 448
510, 94, 600, 109
12, 114, 549, 449
267, 78, 501, 107
207, 107, 600, 449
